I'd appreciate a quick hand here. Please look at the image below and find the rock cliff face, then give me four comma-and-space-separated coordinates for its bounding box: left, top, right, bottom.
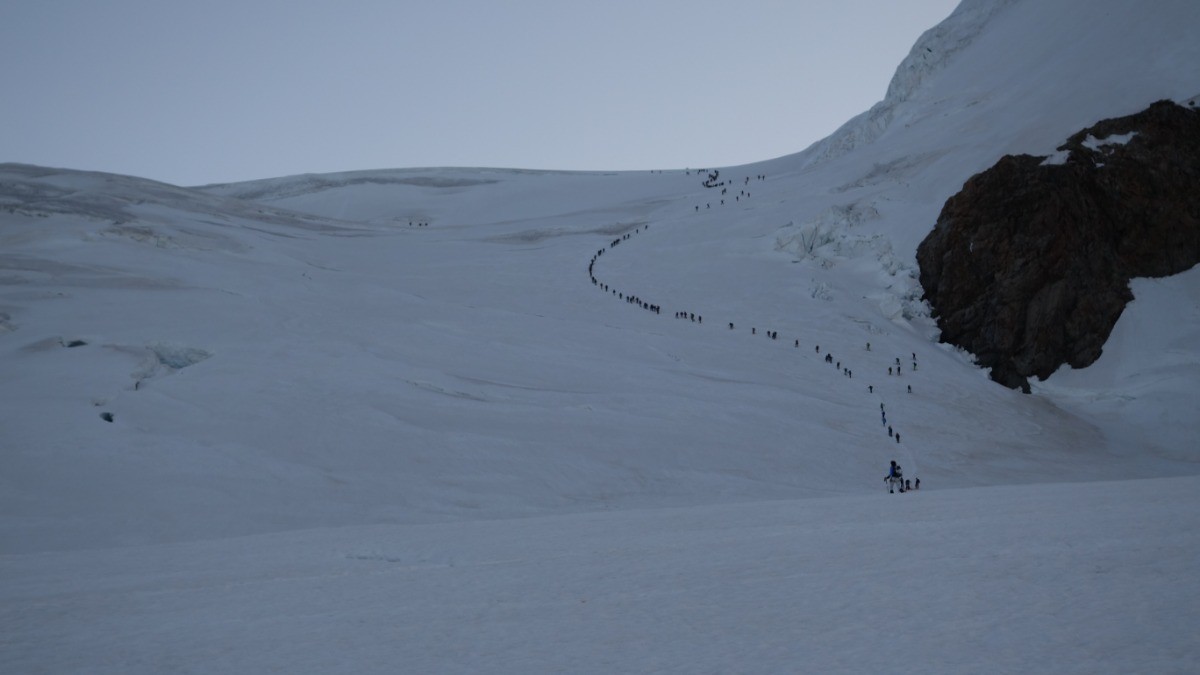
917, 100, 1200, 391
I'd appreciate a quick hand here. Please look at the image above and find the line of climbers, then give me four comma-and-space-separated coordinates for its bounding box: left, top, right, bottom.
588, 225, 660, 316
589, 170, 922, 489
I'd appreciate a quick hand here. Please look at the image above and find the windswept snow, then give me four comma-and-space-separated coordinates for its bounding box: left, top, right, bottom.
2, 0, 1200, 672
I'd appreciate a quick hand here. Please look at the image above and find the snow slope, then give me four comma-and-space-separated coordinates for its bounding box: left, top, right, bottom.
2, 0, 1199, 671
4, 477, 1197, 673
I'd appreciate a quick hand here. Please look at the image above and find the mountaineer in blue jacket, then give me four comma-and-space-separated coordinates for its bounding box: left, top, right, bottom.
885, 460, 904, 493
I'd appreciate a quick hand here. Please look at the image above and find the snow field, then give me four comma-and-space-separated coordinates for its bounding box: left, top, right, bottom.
3, 476, 1196, 674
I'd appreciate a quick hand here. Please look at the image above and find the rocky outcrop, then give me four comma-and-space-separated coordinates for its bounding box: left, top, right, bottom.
917, 100, 1200, 391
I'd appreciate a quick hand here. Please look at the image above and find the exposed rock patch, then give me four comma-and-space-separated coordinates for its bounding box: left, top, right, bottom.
917, 100, 1200, 391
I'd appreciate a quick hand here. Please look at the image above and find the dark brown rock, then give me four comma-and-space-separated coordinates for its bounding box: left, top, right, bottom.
917, 100, 1200, 392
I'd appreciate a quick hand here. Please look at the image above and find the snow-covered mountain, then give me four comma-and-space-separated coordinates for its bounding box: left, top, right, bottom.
3, 0, 1199, 672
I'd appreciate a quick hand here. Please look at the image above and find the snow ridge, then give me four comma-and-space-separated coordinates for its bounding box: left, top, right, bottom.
796, 0, 1022, 168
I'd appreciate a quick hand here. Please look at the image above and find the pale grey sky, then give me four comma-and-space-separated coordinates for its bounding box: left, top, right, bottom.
1, 0, 959, 186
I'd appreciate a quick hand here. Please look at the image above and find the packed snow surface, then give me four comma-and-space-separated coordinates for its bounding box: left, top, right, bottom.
2, 0, 1199, 671
4, 478, 1197, 673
